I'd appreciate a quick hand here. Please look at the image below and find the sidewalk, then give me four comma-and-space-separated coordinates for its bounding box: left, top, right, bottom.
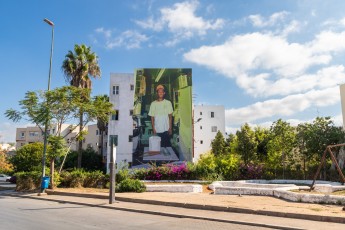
44, 188, 345, 222
3, 189, 345, 230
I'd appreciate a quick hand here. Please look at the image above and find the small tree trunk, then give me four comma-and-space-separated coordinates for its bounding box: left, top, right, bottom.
50, 158, 55, 189
77, 113, 83, 168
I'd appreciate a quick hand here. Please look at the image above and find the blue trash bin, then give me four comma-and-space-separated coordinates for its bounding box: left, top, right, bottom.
41, 176, 50, 189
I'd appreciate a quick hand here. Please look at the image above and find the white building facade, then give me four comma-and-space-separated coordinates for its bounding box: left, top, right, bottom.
193, 105, 225, 162
15, 124, 101, 153
107, 73, 135, 167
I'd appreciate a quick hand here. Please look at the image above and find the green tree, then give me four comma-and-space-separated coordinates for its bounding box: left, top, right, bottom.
10, 143, 46, 172
63, 148, 104, 172
95, 95, 110, 156
5, 86, 113, 177
267, 119, 296, 178
302, 117, 345, 161
48, 136, 67, 188
62, 44, 101, 168
297, 117, 345, 179
0, 150, 13, 174
254, 127, 270, 162
236, 123, 257, 165
211, 131, 226, 156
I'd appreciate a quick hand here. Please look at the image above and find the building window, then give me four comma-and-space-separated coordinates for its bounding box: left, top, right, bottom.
130, 84, 134, 91
129, 135, 133, 142
211, 126, 217, 132
200, 140, 203, 144
96, 130, 99, 135
200, 112, 202, 115
113, 85, 119, 95
29, 131, 39, 137
200, 126, 202, 130
52, 129, 55, 134
21, 132, 25, 138
109, 135, 118, 146
130, 110, 133, 116
211, 111, 215, 118
111, 110, 119, 120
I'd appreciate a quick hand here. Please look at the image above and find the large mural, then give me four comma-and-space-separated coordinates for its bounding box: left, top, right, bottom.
132, 68, 193, 166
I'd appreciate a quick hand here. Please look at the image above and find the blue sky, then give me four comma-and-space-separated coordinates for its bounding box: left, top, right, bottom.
1, 0, 345, 142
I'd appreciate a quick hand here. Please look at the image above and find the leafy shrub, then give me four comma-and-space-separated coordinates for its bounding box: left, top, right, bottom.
193, 153, 221, 181
83, 170, 104, 188
238, 163, 264, 180
61, 169, 87, 188
116, 168, 131, 183
15, 171, 41, 191
116, 178, 146, 193
215, 154, 240, 180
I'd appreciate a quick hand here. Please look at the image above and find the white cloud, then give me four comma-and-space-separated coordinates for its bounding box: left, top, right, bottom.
135, 0, 224, 45
281, 20, 302, 37
95, 27, 112, 39
225, 86, 340, 126
95, 29, 149, 49
248, 11, 289, 28
134, 17, 164, 31
184, 29, 345, 97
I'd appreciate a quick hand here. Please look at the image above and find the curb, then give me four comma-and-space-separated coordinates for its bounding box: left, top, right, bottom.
45, 190, 345, 224
2, 191, 303, 230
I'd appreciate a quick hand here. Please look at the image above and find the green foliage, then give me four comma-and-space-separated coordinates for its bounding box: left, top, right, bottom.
236, 123, 258, 165
0, 151, 14, 174
48, 136, 67, 160
63, 148, 104, 171
211, 131, 226, 156
15, 171, 41, 191
215, 154, 240, 180
116, 179, 146, 193
59, 169, 107, 188
267, 119, 296, 168
116, 168, 131, 184
10, 143, 47, 172
254, 127, 270, 162
15, 170, 60, 191
83, 170, 105, 188
193, 152, 220, 181
61, 169, 87, 188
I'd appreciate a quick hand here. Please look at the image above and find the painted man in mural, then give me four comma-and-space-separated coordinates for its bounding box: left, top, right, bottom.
149, 84, 173, 151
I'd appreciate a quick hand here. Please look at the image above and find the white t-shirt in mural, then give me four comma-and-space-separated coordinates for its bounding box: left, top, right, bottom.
149, 99, 173, 133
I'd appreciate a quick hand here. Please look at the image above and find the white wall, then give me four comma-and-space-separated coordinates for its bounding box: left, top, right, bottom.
107, 73, 134, 168
193, 105, 225, 162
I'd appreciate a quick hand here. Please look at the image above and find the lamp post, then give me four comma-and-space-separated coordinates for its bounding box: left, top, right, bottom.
40, 18, 54, 194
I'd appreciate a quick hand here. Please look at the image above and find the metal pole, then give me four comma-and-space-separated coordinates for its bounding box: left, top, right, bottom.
109, 142, 116, 204
40, 19, 54, 194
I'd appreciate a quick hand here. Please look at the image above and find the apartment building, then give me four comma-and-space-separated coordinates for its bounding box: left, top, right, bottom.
107, 73, 135, 168
15, 124, 102, 153
193, 105, 226, 162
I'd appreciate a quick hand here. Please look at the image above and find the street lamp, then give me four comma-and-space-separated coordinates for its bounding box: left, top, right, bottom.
40, 18, 54, 194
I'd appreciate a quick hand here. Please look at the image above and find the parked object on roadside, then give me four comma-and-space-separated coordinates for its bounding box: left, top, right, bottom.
0, 174, 11, 182
9, 176, 17, 184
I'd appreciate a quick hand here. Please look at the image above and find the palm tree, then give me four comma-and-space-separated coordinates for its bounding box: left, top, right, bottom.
95, 95, 109, 158
62, 44, 101, 168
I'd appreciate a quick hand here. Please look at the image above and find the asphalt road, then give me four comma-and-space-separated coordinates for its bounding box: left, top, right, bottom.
0, 195, 272, 230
